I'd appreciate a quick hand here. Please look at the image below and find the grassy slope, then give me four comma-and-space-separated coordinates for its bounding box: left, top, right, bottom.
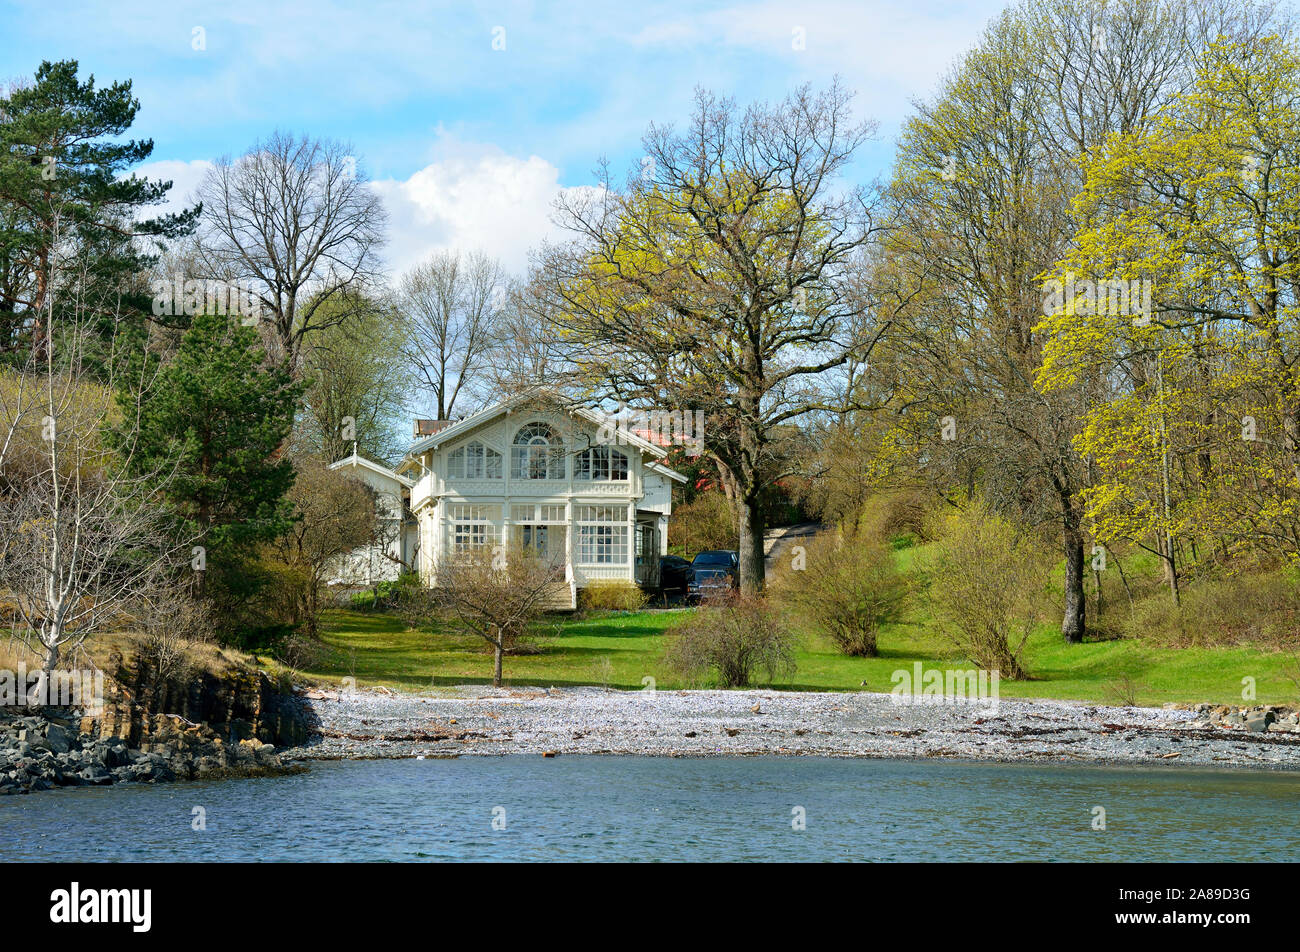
300, 601, 1298, 706
291, 535, 1299, 706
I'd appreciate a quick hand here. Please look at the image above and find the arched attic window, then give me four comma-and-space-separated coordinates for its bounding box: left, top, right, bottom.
511, 422, 565, 479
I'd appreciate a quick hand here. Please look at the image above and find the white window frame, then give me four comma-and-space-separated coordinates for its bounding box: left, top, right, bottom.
576, 445, 629, 481
575, 504, 629, 564
511, 423, 565, 480
447, 441, 502, 479
448, 504, 500, 552
512, 503, 567, 523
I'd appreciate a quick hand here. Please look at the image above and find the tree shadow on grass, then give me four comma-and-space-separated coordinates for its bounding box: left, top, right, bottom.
538, 623, 675, 640
425, 674, 672, 690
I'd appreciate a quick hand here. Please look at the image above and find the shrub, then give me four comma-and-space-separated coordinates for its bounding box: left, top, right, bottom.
349, 571, 420, 612
255, 559, 315, 635
770, 527, 908, 656
274, 631, 327, 672
136, 589, 214, 686
579, 580, 649, 613
1123, 570, 1300, 648
662, 593, 797, 687
923, 501, 1049, 680
668, 492, 735, 554
225, 622, 298, 655
855, 490, 931, 543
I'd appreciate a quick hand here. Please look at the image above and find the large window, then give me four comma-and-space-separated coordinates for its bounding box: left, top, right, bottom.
511, 504, 567, 523
575, 504, 629, 564
576, 445, 629, 481
448, 504, 499, 552
447, 441, 502, 479
511, 422, 565, 480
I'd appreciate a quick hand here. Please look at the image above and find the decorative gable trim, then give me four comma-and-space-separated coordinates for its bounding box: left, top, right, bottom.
330, 449, 413, 489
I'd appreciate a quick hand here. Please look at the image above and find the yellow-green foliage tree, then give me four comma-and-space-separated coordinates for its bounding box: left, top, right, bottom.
880, 0, 1283, 633
1038, 36, 1300, 596
539, 82, 906, 593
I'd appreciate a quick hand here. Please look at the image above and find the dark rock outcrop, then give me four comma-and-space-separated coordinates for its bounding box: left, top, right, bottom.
92, 649, 314, 749
0, 710, 303, 795
0, 648, 317, 795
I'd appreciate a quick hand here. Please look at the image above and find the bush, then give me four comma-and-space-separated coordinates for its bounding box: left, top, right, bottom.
1123, 570, 1300, 648
855, 491, 931, 543
668, 492, 735, 554
923, 501, 1049, 680
770, 527, 908, 656
274, 631, 327, 672
349, 571, 420, 611
136, 589, 214, 686
662, 593, 797, 687
225, 622, 298, 655
579, 580, 649, 613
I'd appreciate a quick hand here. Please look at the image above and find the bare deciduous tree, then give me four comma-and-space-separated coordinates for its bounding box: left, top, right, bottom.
395, 249, 503, 419
485, 277, 572, 398
195, 131, 387, 371
1, 214, 186, 680
402, 545, 563, 687
261, 457, 378, 637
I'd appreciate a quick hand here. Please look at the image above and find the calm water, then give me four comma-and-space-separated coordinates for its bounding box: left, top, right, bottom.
3, 756, 1299, 862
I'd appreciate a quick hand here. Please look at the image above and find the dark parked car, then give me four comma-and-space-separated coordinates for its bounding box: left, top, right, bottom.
687, 550, 739, 602
659, 555, 692, 593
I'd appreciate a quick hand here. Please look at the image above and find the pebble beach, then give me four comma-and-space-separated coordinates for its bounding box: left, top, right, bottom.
286, 685, 1300, 771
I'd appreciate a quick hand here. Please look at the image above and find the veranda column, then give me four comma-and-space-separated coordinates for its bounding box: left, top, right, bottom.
627, 502, 636, 583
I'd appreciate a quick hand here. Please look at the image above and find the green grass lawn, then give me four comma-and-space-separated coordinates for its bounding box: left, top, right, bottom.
294, 604, 1300, 707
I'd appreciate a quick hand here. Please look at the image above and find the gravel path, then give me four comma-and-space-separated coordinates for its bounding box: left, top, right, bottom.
763, 521, 822, 571
283, 686, 1300, 771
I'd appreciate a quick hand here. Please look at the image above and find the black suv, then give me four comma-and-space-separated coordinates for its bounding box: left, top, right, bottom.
659, 554, 692, 593
687, 550, 739, 602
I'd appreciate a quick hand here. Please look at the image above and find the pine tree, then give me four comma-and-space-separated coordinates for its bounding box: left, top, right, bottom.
117, 312, 303, 597
0, 59, 197, 358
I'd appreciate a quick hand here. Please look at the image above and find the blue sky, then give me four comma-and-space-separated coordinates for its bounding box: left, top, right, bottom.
1, 0, 1005, 274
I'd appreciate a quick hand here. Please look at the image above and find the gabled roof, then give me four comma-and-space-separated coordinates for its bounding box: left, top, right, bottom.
330, 448, 413, 489
400, 389, 673, 464
647, 459, 689, 484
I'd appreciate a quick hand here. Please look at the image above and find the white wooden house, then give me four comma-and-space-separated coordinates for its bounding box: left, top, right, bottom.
327, 449, 419, 585
393, 392, 686, 609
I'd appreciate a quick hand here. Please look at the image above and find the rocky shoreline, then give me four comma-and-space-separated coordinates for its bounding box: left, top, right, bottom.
0, 709, 300, 795
285, 685, 1300, 771
10, 687, 1300, 793
0, 643, 318, 795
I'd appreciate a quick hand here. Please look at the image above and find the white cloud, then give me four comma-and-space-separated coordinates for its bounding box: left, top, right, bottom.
372, 141, 587, 278
131, 158, 214, 220
137, 145, 577, 278
629, 0, 1004, 122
